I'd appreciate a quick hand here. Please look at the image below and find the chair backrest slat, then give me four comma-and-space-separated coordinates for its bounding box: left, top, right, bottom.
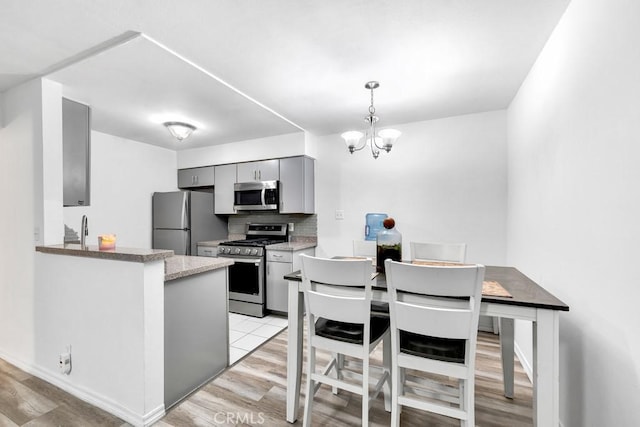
301, 255, 370, 287
306, 290, 368, 324
353, 240, 377, 258
387, 262, 480, 297
394, 301, 475, 339
410, 241, 467, 263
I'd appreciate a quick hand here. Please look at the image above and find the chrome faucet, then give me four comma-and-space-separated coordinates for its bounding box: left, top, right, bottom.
81, 215, 88, 249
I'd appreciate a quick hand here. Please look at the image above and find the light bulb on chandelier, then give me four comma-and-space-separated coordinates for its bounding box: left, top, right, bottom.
341, 81, 401, 159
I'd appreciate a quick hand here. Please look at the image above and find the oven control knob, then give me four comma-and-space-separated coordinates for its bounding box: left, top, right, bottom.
251, 249, 258, 255
233, 248, 241, 255
218, 247, 225, 254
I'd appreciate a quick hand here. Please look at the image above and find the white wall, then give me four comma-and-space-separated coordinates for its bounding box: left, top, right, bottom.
177, 131, 306, 168
64, 131, 177, 248
314, 110, 507, 265
507, 0, 640, 425
0, 79, 51, 365
0, 76, 69, 364
179, 110, 508, 264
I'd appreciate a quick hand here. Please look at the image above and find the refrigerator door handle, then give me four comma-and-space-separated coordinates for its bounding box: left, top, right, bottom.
181, 192, 189, 229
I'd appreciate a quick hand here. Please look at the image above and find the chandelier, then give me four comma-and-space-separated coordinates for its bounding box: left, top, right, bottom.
341, 81, 401, 159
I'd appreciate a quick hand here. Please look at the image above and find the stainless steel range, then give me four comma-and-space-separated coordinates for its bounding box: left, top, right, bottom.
217, 223, 288, 317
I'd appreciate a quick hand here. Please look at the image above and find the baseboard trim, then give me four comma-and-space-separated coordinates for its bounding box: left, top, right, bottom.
0, 349, 165, 426
513, 340, 533, 383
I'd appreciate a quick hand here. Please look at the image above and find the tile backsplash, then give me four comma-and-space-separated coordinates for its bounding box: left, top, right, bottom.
228, 213, 317, 241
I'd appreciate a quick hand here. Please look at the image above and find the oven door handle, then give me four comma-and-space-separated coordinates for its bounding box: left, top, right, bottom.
225, 257, 262, 266
261, 187, 266, 207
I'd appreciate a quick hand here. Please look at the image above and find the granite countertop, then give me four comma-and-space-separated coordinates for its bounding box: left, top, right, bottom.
164, 255, 233, 282
196, 239, 227, 247
36, 244, 174, 263
266, 241, 317, 251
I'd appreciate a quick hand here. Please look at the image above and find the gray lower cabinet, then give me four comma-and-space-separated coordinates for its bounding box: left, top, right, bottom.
62, 98, 91, 207
164, 269, 228, 409
266, 247, 315, 313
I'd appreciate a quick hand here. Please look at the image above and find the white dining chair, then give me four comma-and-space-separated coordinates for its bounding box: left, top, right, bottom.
353, 239, 377, 259
300, 254, 391, 426
354, 239, 389, 317
410, 241, 467, 263
385, 259, 485, 426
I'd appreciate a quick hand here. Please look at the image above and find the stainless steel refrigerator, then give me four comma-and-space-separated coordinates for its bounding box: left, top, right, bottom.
152, 191, 227, 255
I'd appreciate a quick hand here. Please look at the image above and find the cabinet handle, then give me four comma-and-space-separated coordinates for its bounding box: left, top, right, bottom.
258, 170, 261, 180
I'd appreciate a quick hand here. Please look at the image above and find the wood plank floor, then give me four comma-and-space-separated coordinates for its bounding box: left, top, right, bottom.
0, 329, 532, 426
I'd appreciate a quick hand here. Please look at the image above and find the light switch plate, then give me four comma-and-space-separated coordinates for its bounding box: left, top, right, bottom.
335, 210, 345, 220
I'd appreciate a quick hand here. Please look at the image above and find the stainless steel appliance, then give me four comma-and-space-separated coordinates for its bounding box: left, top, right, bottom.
234, 180, 279, 211
152, 190, 228, 255
218, 223, 288, 317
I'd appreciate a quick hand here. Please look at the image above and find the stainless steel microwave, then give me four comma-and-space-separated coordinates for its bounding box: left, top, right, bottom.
234, 180, 279, 211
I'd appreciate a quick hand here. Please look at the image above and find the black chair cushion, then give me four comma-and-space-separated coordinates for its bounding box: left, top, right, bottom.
315, 314, 390, 345
400, 330, 466, 364
370, 301, 390, 315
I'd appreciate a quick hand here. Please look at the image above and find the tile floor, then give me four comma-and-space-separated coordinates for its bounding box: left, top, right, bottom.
228, 312, 288, 364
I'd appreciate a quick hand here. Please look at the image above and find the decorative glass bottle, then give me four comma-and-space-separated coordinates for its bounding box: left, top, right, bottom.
376, 218, 402, 273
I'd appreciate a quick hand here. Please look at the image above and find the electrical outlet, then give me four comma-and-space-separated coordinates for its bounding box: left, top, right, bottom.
59, 346, 72, 375
335, 210, 345, 220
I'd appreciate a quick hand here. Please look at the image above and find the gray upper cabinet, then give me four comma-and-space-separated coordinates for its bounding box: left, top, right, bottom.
279, 156, 315, 214
63, 98, 91, 207
178, 166, 215, 188
214, 164, 237, 214
236, 159, 279, 182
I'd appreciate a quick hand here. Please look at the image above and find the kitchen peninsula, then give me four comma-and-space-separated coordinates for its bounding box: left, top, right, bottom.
34, 244, 232, 426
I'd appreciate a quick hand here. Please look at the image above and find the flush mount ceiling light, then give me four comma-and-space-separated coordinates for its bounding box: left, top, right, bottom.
163, 121, 196, 141
341, 81, 401, 159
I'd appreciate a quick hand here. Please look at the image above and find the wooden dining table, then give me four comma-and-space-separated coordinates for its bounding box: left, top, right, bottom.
283, 265, 569, 426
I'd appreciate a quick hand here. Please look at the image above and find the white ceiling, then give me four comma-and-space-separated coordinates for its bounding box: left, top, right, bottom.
0, 0, 570, 151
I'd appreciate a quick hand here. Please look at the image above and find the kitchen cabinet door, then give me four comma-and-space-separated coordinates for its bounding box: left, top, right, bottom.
178, 166, 215, 188
266, 258, 292, 313
63, 98, 91, 206
266, 247, 314, 313
237, 159, 279, 182
279, 156, 315, 214
214, 163, 237, 214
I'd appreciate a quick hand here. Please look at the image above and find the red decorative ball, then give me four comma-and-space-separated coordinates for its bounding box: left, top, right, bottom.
383, 217, 395, 229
